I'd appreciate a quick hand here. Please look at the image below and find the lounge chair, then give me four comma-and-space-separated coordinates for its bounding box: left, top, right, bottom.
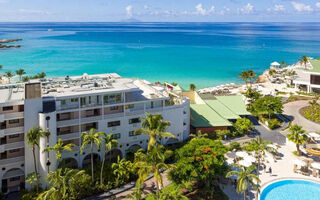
301, 166, 310, 176
312, 168, 317, 177
293, 164, 297, 173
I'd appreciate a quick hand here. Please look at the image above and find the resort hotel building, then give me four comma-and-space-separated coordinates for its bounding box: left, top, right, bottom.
0, 73, 190, 193
293, 59, 320, 93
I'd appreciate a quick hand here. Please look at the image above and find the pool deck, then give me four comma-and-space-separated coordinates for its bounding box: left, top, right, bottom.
222, 139, 320, 200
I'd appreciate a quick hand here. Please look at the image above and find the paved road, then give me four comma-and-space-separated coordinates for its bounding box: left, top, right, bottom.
224, 115, 287, 145
283, 100, 320, 132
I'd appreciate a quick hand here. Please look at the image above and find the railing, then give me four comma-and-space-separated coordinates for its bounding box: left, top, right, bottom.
0, 156, 24, 165
125, 110, 145, 116
57, 104, 79, 111
57, 119, 79, 127
81, 115, 102, 123
2, 112, 24, 120
104, 112, 124, 119
80, 103, 102, 108
58, 132, 79, 141
1, 126, 24, 136
1, 141, 25, 152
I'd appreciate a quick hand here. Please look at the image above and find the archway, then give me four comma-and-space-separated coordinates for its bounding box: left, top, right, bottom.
58, 157, 78, 169
2, 168, 25, 193
105, 149, 122, 163
126, 144, 142, 161
166, 138, 179, 145
82, 153, 100, 168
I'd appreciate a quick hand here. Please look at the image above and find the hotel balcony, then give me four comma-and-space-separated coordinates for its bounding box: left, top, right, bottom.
0, 156, 24, 165
57, 103, 79, 111
57, 111, 80, 127
0, 127, 24, 138
0, 141, 24, 153
104, 106, 124, 119
0, 112, 24, 123
58, 132, 79, 141
80, 109, 102, 123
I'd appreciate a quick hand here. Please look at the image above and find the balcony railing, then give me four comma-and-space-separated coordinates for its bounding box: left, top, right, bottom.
57, 119, 79, 127
104, 112, 124, 119
0, 141, 24, 153
0, 156, 24, 165
4, 112, 24, 120
0, 127, 24, 138
58, 132, 79, 141
81, 115, 102, 123
57, 104, 79, 111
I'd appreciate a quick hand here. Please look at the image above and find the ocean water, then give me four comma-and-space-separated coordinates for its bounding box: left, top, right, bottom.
0, 22, 320, 88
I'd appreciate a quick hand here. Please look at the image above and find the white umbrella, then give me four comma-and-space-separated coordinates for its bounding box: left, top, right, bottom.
239, 160, 252, 167
309, 132, 320, 138
267, 144, 278, 149
226, 159, 234, 165
227, 152, 236, 159
293, 159, 307, 167
244, 155, 256, 163
236, 151, 248, 158
311, 162, 320, 169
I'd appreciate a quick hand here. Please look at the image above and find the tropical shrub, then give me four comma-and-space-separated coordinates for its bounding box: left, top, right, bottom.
253, 96, 283, 118
228, 142, 241, 151
300, 104, 320, 124
234, 118, 254, 135
169, 138, 228, 197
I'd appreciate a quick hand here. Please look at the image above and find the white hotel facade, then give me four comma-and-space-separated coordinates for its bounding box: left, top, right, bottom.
0, 73, 190, 193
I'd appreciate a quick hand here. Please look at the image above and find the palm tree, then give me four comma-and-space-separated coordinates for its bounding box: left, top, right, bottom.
281, 61, 287, 67
37, 168, 90, 200
226, 165, 261, 200
300, 55, 308, 69
189, 83, 196, 91
243, 136, 277, 177
100, 134, 118, 185
134, 145, 173, 198
80, 128, 105, 183
15, 68, 26, 82
239, 71, 249, 86
189, 130, 208, 139
26, 127, 47, 192
287, 124, 308, 156
44, 138, 75, 162
111, 156, 133, 187
135, 113, 175, 151
4, 71, 13, 83
247, 70, 257, 86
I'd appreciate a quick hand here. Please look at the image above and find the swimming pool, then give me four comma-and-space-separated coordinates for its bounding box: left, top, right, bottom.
260, 179, 320, 200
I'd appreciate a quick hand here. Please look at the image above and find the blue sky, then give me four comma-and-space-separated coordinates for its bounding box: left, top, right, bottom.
0, 0, 320, 22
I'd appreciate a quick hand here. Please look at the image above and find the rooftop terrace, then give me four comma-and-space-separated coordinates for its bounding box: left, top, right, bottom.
0, 73, 169, 104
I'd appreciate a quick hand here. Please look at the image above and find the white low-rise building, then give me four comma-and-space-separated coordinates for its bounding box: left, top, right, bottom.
0, 73, 190, 193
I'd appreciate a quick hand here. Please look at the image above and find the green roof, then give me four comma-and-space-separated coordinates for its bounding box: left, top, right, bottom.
205, 100, 240, 120
308, 59, 320, 73
190, 104, 232, 127
215, 96, 251, 116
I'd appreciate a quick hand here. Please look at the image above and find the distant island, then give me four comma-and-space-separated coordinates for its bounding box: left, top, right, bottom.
0, 39, 22, 48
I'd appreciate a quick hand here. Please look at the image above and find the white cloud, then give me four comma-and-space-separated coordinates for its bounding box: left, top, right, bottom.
291, 2, 313, 12
19, 9, 51, 15
195, 3, 215, 16
316, 2, 320, 8
267, 4, 285, 12
220, 7, 230, 15
126, 5, 133, 18
238, 3, 254, 14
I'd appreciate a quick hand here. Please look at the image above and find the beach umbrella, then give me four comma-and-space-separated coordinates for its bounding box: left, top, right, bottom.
239, 160, 252, 167
311, 162, 320, 170
267, 144, 278, 149
236, 151, 248, 158
227, 152, 236, 158
293, 159, 307, 167
244, 155, 256, 163
308, 132, 320, 138
226, 159, 234, 165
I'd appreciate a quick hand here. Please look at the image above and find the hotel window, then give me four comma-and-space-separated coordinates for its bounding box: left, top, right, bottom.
61, 100, 66, 105
111, 133, 121, 139
9, 176, 20, 182
125, 104, 134, 109
9, 119, 19, 124
108, 120, 120, 127
9, 134, 20, 139
104, 94, 121, 104
2, 106, 13, 111
80, 97, 86, 106
71, 98, 78, 102
88, 96, 92, 104
110, 106, 119, 111
129, 131, 141, 137
129, 118, 140, 124
9, 149, 20, 153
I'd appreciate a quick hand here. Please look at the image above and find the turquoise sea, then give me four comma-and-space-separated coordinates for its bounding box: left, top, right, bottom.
0, 22, 320, 88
